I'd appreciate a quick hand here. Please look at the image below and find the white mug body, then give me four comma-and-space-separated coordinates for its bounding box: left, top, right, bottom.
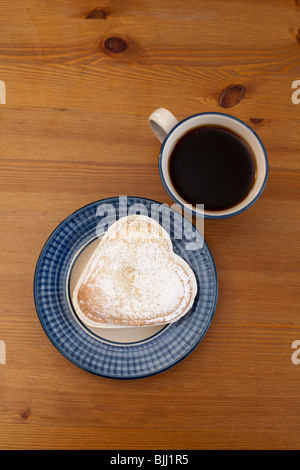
149, 109, 268, 218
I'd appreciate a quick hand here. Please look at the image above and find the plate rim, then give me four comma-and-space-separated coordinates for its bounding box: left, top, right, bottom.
33, 196, 218, 379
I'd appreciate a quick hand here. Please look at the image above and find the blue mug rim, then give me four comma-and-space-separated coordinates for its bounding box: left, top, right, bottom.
158, 111, 269, 219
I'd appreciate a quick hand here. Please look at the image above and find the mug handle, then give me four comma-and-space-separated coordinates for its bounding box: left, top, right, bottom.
148, 108, 179, 143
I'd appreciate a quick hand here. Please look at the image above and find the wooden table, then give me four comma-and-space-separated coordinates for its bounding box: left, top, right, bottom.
1, 0, 299, 451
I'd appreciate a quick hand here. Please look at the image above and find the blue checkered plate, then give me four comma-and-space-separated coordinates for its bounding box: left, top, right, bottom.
33, 197, 218, 379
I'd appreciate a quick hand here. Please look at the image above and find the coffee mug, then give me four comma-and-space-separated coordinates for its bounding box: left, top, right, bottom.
149, 108, 268, 218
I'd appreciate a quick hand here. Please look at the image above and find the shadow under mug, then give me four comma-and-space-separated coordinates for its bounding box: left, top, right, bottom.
149, 108, 268, 219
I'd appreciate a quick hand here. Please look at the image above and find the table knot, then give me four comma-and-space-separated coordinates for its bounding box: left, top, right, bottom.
103, 37, 128, 53
219, 84, 245, 108
85, 8, 110, 19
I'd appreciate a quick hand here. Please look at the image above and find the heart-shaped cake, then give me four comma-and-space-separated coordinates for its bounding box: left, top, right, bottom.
72, 215, 197, 328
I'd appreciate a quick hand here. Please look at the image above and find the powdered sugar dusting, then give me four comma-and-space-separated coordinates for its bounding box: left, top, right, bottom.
75, 216, 197, 326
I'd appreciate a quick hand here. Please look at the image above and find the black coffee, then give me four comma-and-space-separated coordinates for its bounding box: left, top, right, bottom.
168, 125, 257, 211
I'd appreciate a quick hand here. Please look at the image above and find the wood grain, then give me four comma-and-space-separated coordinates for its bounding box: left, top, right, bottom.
0, 0, 300, 450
